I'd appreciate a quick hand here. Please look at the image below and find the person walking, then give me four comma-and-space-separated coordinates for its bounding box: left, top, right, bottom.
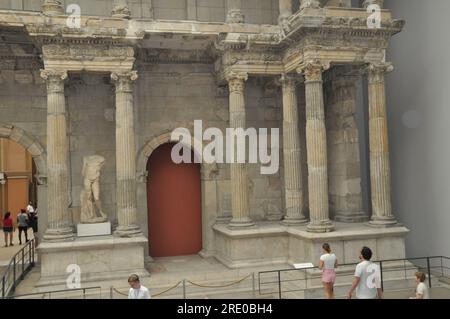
3, 212, 14, 247
128, 274, 151, 299
410, 272, 430, 299
347, 246, 382, 299
17, 209, 29, 245
28, 210, 38, 246
319, 243, 338, 299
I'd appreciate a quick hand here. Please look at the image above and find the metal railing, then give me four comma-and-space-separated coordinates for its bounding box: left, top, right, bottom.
1, 239, 36, 299
258, 256, 450, 299
8, 286, 102, 299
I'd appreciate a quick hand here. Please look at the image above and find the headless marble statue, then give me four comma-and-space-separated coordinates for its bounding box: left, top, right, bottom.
80, 155, 108, 223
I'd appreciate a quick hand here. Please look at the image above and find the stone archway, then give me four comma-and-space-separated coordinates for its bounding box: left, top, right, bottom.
0, 123, 47, 236
0, 123, 47, 182
136, 127, 219, 260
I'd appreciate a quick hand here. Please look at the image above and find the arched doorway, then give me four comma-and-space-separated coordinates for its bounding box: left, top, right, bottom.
0, 138, 38, 223
147, 143, 202, 257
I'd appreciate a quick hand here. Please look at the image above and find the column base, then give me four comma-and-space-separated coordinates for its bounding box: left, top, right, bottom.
43, 227, 75, 242
368, 216, 399, 228
281, 216, 308, 226
227, 217, 255, 229
215, 216, 232, 224
112, 6, 131, 19
114, 225, 143, 237
42, 0, 64, 16
335, 212, 369, 223
226, 10, 245, 24
307, 220, 335, 233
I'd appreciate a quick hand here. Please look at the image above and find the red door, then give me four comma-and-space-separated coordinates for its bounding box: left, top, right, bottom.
147, 143, 202, 257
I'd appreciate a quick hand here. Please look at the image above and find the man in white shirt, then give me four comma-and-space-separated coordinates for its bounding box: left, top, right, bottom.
26, 202, 35, 214
128, 274, 151, 299
347, 247, 382, 299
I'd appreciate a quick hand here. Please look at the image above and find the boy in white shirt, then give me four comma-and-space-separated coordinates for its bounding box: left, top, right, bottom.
347, 246, 382, 299
410, 272, 430, 299
128, 274, 151, 299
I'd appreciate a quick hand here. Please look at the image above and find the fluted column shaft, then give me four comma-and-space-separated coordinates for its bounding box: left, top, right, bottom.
226, 0, 244, 23
281, 75, 307, 225
299, 62, 334, 233
112, 71, 142, 236
41, 70, 74, 241
226, 72, 254, 228
367, 63, 397, 227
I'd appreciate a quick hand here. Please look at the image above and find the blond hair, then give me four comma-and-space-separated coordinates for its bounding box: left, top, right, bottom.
415, 272, 426, 282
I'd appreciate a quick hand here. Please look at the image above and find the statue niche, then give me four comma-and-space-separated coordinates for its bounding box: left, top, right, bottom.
80, 155, 108, 224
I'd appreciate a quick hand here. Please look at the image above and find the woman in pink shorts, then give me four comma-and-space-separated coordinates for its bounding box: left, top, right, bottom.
319, 243, 338, 299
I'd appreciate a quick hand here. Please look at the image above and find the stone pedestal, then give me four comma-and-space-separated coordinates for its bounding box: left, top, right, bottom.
37, 236, 149, 289
213, 222, 408, 268
77, 222, 111, 237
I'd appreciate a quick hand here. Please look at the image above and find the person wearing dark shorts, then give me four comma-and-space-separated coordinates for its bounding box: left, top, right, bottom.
17, 209, 29, 245
3, 212, 14, 247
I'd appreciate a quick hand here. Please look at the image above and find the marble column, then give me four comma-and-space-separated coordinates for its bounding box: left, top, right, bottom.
366, 63, 397, 227
112, 0, 131, 19
226, 71, 254, 228
362, 0, 383, 8
278, 0, 292, 24
111, 71, 142, 237
300, 0, 321, 10
40, 70, 74, 241
280, 74, 308, 225
226, 0, 244, 23
42, 0, 64, 15
298, 62, 334, 233
325, 69, 367, 222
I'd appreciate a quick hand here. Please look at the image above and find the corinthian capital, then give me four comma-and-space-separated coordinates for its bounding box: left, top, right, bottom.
111, 71, 138, 92
366, 62, 393, 83
40, 69, 68, 93
297, 60, 330, 82
225, 71, 248, 93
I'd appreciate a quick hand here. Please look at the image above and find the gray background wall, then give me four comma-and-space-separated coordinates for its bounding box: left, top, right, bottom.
385, 0, 450, 258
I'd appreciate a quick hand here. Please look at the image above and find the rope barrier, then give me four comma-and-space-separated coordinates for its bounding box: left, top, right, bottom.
111, 274, 252, 298
112, 280, 183, 298
153, 281, 183, 297
186, 273, 252, 288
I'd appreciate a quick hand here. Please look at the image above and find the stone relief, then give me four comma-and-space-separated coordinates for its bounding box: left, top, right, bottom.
80, 155, 108, 224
